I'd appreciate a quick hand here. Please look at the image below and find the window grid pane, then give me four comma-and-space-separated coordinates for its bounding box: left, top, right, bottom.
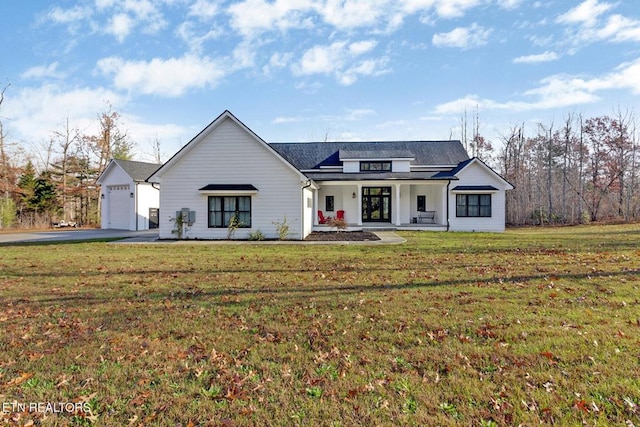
208, 196, 252, 228
456, 194, 492, 218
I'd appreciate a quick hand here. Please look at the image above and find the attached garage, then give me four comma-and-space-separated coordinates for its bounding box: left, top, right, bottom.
97, 159, 162, 231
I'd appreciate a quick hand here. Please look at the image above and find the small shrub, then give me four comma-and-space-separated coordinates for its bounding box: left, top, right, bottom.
170, 213, 188, 239
227, 214, 244, 239
327, 217, 347, 231
248, 230, 265, 241
273, 216, 293, 240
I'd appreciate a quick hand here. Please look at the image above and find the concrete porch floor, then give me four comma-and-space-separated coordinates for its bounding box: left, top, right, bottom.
313, 223, 447, 232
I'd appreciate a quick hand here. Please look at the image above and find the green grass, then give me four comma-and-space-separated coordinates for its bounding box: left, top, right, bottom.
1, 224, 639, 426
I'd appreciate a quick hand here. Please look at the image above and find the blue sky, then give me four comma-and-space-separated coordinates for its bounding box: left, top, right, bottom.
1, 0, 639, 162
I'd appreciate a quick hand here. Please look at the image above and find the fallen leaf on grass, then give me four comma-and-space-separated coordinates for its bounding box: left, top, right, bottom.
574, 400, 590, 413
5, 372, 34, 386
540, 351, 557, 365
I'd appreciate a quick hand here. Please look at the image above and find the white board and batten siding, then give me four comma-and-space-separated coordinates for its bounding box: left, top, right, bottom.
156, 117, 306, 240
448, 161, 510, 232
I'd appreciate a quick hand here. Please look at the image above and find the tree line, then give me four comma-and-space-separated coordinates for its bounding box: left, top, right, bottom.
1, 85, 135, 228
465, 109, 639, 225
1, 81, 639, 228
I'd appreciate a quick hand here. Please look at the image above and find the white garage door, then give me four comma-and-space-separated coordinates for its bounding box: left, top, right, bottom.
107, 185, 130, 229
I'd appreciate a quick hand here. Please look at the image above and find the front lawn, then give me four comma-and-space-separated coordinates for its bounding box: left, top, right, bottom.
1, 224, 639, 425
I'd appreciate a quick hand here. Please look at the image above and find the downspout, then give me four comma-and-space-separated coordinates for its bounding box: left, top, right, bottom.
446, 180, 451, 231
135, 182, 139, 231
301, 180, 313, 239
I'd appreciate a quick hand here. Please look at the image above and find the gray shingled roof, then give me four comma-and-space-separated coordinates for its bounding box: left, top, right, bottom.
114, 159, 163, 182
303, 172, 457, 181
339, 149, 415, 160
269, 141, 469, 170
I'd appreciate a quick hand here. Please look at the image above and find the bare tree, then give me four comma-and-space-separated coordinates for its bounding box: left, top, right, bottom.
86, 103, 134, 177
50, 117, 82, 221
0, 84, 10, 199
149, 135, 164, 164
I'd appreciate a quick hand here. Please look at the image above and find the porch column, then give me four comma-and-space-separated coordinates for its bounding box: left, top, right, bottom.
394, 183, 402, 226
356, 184, 362, 226
442, 185, 448, 226
313, 188, 319, 226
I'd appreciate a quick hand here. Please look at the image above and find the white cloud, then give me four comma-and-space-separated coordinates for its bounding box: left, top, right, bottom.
108, 13, 134, 42
434, 57, 640, 114
513, 51, 559, 64
293, 40, 388, 85
5, 84, 124, 143
272, 116, 304, 124
592, 14, 640, 43
339, 58, 390, 85
225, 0, 491, 38
344, 108, 376, 121
294, 41, 345, 75
97, 54, 228, 96
432, 23, 491, 49
556, 0, 613, 26
556, 0, 640, 48
21, 63, 64, 80
496, 0, 522, 10
177, 21, 224, 52
44, 0, 166, 42
263, 52, 294, 75
349, 40, 377, 55
317, 0, 387, 29
188, 0, 220, 18
432, 0, 484, 18
227, 0, 315, 37
45, 5, 93, 25
5, 84, 191, 161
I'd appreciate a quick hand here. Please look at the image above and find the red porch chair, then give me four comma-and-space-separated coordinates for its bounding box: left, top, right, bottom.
336, 210, 345, 220
318, 210, 329, 224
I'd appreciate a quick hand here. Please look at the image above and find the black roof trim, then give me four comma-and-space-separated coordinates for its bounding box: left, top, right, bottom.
198, 184, 258, 191
452, 185, 498, 191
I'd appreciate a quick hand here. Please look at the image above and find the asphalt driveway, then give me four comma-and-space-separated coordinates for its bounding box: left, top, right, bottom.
0, 229, 159, 244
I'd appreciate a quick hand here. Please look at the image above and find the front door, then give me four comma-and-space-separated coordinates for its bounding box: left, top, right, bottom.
362, 187, 391, 222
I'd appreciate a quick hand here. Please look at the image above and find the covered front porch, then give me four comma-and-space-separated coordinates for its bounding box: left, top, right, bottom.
312, 181, 450, 231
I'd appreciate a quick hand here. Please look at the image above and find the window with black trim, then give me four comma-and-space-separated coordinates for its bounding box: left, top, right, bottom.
456, 194, 491, 217
360, 161, 391, 172
208, 196, 251, 228
325, 195, 334, 212
417, 195, 426, 212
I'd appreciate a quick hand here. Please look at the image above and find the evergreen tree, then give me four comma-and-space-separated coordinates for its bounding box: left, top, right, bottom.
18, 160, 37, 211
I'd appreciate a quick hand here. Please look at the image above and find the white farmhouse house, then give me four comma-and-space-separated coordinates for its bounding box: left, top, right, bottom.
147, 110, 513, 239
97, 159, 162, 230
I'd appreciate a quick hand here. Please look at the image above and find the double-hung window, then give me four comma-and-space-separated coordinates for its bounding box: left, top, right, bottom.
456, 194, 491, 217
208, 196, 251, 228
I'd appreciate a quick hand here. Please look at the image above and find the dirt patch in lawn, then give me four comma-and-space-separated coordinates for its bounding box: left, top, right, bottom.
304, 231, 381, 241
